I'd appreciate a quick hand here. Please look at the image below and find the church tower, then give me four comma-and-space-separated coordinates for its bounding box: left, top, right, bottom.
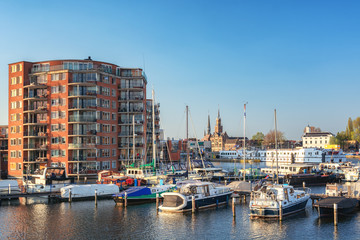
215, 108, 223, 134
207, 114, 211, 135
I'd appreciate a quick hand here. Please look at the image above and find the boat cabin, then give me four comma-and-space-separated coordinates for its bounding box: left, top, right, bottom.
261, 164, 314, 176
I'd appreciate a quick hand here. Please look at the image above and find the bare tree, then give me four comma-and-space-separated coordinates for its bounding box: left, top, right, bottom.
263, 130, 286, 148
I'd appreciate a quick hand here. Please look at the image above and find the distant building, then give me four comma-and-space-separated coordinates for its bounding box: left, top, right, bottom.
203, 109, 248, 152
302, 126, 333, 148
0, 126, 8, 178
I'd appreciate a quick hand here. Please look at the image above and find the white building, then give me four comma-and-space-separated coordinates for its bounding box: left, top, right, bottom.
302, 126, 333, 148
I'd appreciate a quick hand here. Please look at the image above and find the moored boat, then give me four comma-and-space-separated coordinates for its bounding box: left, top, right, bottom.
249, 183, 310, 218
113, 184, 175, 205
60, 184, 119, 201
159, 182, 232, 213
314, 197, 358, 217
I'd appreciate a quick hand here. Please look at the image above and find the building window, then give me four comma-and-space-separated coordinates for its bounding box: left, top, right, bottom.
112, 160, 116, 169
102, 161, 110, 169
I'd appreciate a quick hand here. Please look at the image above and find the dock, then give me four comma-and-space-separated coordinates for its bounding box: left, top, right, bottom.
0, 191, 60, 200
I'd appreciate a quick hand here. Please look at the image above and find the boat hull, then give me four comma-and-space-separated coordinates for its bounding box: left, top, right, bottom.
114, 196, 159, 205
160, 192, 232, 213
250, 198, 309, 218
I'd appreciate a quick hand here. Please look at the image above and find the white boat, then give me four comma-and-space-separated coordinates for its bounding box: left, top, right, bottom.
260, 164, 315, 177
23, 167, 74, 193
159, 182, 232, 213
60, 184, 119, 200
249, 183, 310, 218
256, 148, 347, 164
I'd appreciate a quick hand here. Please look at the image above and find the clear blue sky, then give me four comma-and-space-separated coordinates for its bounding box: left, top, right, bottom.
0, 0, 359, 140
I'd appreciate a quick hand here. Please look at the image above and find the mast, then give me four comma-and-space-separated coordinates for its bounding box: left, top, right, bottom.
186, 105, 190, 171
152, 89, 156, 169
133, 114, 135, 164
274, 109, 279, 184
243, 103, 247, 181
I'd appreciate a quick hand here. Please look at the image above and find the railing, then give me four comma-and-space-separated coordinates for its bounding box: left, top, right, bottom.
118, 120, 144, 124
23, 119, 47, 124
70, 157, 88, 161
23, 144, 48, 150
68, 130, 96, 135
68, 116, 96, 122
119, 84, 144, 89
118, 96, 144, 101
118, 143, 144, 148
24, 106, 47, 111
68, 104, 96, 110
23, 80, 48, 87
118, 108, 143, 113
68, 143, 96, 149
23, 157, 48, 162
68, 91, 97, 97
23, 132, 47, 137
23, 94, 48, 99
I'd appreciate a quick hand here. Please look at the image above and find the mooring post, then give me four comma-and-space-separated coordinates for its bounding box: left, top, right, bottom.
156, 193, 159, 212
225, 180, 227, 186
192, 196, 196, 213
347, 185, 351, 197
124, 192, 128, 207
232, 197, 236, 218
8, 184, 11, 195
216, 199, 219, 209
279, 201, 283, 221
334, 203, 338, 226
69, 189, 72, 203
95, 190, 98, 206
84, 177, 87, 184
243, 194, 246, 204
303, 182, 306, 191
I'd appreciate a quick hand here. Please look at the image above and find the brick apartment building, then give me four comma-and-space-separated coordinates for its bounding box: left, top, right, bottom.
8, 58, 159, 179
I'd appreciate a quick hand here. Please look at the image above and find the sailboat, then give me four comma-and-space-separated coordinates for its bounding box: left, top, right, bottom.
249, 109, 310, 218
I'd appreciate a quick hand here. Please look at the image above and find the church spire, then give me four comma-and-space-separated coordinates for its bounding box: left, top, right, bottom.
218, 105, 220, 119
207, 114, 211, 135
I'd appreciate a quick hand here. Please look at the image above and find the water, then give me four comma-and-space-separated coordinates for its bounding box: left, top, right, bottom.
0, 192, 359, 240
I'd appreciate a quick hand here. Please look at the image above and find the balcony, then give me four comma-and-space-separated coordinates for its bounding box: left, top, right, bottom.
23, 132, 47, 138
68, 130, 96, 136
31, 64, 113, 74
118, 120, 144, 125
68, 116, 96, 123
23, 144, 48, 150
68, 91, 97, 98
118, 96, 144, 102
24, 106, 48, 113
23, 93, 48, 100
23, 119, 48, 125
118, 143, 144, 148
24, 80, 48, 88
68, 104, 97, 111
23, 157, 48, 163
118, 108, 144, 113
69, 157, 89, 162
68, 143, 96, 149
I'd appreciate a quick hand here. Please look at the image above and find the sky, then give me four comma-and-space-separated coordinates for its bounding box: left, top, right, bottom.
0, 0, 359, 140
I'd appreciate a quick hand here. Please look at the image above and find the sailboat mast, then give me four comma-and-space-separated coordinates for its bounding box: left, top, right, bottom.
152, 89, 156, 169
133, 114, 135, 164
274, 109, 279, 184
186, 105, 190, 171
243, 103, 247, 181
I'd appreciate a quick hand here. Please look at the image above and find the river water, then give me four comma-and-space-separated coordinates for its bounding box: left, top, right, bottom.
1, 161, 359, 240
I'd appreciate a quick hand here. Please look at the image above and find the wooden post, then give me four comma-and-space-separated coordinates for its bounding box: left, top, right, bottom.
243, 195, 246, 204
69, 189, 72, 203
84, 177, 87, 184
124, 192, 128, 207
156, 193, 159, 212
225, 180, 227, 186
279, 201, 283, 221
334, 203, 338, 226
192, 196, 196, 213
95, 190, 97, 206
8, 184, 11, 195
347, 185, 351, 197
232, 197, 236, 218
302, 182, 305, 191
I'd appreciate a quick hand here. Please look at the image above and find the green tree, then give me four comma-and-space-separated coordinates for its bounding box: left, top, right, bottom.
346, 117, 353, 138
335, 131, 350, 149
252, 132, 265, 147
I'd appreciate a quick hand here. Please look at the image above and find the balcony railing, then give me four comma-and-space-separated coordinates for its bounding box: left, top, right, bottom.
68, 91, 97, 97
68, 104, 96, 110
118, 108, 144, 113
23, 119, 47, 124
68, 130, 96, 135
23, 144, 48, 150
23, 94, 48, 99
24, 106, 48, 112
24, 80, 48, 88
68, 143, 96, 149
118, 120, 144, 124
23, 157, 48, 163
68, 116, 96, 123
23, 132, 47, 137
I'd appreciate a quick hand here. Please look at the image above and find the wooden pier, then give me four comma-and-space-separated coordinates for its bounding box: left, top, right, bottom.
0, 191, 60, 200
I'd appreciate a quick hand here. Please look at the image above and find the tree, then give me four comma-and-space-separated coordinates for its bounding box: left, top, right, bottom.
251, 132, 265, 147
263, 130, 285, 148
334, 131, 350, 149
346, 117, 353, 138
